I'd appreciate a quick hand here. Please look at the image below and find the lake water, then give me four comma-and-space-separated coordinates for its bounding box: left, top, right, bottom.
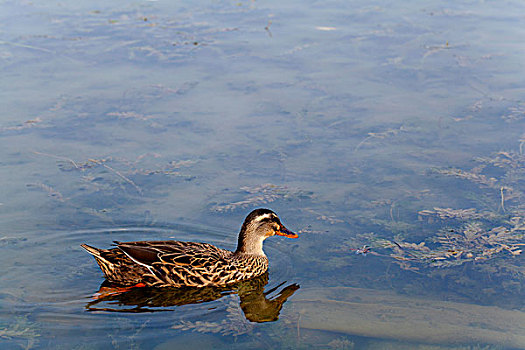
1, 0, 524, 349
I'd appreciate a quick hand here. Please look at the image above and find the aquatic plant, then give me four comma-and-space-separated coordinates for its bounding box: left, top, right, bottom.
381, 218, 524, 270
354, 125, 407, 151
327, 337, 355, 350
0, 316, 40, 350
107, 318, 150, 350
26, 182, 66, 202
502, 102, 525, 122
211, 183, 313, 212
172, 295, 254, 336
29, 152, 196, 209
349, 141, 525, 295
418, 207, 497, 221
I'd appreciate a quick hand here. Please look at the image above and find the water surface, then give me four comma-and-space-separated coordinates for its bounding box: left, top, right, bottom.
1, 0, 524, 349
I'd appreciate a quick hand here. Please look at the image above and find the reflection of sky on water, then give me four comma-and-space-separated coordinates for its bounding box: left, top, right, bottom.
1, 0, 524, 348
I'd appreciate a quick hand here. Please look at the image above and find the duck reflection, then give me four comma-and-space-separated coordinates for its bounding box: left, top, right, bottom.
85, 273, 299, 323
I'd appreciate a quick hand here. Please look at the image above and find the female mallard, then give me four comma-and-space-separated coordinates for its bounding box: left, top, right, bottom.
81, 209, 298, 288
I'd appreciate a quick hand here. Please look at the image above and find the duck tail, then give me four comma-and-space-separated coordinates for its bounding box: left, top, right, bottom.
81, 244, 116, 281
81, 244, 104, 257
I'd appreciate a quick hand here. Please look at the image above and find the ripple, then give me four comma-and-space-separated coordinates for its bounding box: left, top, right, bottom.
0, 221, 299, 336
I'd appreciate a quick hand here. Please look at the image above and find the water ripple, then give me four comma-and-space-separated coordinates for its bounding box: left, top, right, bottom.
0, 222, 298, 339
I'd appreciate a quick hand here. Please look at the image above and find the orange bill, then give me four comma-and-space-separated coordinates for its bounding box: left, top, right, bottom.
275, 226, 298, 239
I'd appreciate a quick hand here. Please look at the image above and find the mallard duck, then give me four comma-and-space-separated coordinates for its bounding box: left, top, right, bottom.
81, 208, 298, 288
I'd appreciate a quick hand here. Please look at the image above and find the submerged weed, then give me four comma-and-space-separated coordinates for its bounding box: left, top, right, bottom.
0, 316, 40, 350
212, 184, 313, 212
353, 141, 525, 295
172, 295, 254, 336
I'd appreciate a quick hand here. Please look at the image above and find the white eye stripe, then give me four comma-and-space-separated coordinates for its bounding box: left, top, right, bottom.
253, 213, 275, 222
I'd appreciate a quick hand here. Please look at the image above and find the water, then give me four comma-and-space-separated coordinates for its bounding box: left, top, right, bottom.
1, 0, 524, 348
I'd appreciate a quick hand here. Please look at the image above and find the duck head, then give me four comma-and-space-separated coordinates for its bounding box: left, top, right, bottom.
235, 208, 298, 256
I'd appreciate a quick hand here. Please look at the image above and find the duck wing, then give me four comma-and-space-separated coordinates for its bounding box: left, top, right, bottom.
115, 240, 230, 263
114, 240, 235, 287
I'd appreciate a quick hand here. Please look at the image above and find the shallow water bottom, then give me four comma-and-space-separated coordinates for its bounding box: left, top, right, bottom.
294, 287, 525, 349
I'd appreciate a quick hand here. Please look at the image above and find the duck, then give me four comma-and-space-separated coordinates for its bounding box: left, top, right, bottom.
81, 208, 298, 288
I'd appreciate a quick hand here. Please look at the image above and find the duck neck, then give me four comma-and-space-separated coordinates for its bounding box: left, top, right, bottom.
235, 232, 266, 257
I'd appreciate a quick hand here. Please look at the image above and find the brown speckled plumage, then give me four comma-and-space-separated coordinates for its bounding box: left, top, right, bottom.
81, 209, 297, 288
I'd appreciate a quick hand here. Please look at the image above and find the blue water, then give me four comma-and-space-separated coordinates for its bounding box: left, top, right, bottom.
1, 0, 524, 349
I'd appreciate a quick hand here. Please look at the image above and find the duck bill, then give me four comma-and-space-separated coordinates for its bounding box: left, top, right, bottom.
275, 226, 298, 239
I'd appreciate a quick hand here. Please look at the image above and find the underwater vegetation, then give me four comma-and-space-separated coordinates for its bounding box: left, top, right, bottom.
171, 295, 255, 336
386, 148, 524, 266
3, 0, 525, 348
23, 150, 199, 226
380, 218, 524, 269
345, 143, 525, 304
211, 183, 313, 212
0, 316, 40, 350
